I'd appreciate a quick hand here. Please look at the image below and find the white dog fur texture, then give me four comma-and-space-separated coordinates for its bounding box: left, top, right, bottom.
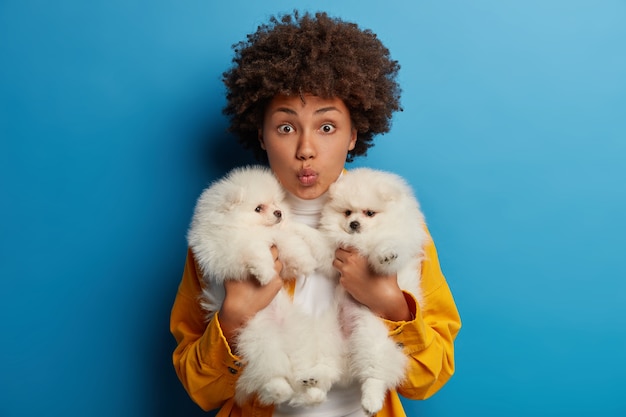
188, 165, 323, 288
186, 165, 341, 407
319, 167, 427, 415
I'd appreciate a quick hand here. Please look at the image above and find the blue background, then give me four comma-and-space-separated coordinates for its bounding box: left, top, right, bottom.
1, 1, 625, 416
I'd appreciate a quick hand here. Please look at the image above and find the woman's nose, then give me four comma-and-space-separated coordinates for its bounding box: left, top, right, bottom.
296, 131, 315, 160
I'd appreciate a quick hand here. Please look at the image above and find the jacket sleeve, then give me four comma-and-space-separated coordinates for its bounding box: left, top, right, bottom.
383, 228, 461, 399
170, 248, 244, 412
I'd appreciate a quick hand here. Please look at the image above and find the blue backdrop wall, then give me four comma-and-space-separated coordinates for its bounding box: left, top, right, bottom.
1, 1, 625, 416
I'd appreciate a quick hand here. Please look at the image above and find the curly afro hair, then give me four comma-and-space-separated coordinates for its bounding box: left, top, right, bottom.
222, 11, 402, 162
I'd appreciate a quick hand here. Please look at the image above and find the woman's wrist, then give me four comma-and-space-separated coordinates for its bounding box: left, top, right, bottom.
379, 289, 412, 321
218, 303, 244, 348
368, 281, 412, 321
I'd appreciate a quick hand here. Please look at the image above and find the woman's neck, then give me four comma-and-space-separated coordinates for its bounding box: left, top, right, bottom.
285, 192, 328, 228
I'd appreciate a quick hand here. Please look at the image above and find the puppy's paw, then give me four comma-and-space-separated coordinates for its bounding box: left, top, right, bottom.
288, 387, 327, 407
360, 378, 387, 416
301, 377, 318, 387
283, 257, 317, 278
258, 377, 294, 405
248, 264, 276, 286
376, 252, 398, 265
303, 387, 327, 405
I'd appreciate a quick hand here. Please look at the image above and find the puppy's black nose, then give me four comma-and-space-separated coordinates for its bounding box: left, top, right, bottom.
274, 210, 282, 219
349, 220, 360, 231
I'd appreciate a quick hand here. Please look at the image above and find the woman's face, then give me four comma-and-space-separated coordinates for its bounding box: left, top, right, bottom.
260, 95, 357, 200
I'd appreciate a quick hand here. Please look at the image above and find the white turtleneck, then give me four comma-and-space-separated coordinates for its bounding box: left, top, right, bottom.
283, 191, 336, 317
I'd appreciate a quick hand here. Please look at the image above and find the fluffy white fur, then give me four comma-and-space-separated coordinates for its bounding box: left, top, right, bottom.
319, 167, 427, 415
233, 290, 344, 407
188, 166, 322, 287
187, 165, 341, 407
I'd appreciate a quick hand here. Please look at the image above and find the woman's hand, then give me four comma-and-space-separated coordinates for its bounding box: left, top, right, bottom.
333, 247, 411, 321
218, 246, 284, 346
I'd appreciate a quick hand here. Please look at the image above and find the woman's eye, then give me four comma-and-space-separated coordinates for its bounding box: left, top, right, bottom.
320, 124, 336, 134
277, 124, 293, 134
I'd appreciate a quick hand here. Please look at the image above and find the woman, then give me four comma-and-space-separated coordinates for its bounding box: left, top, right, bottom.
170, 11, 461, 417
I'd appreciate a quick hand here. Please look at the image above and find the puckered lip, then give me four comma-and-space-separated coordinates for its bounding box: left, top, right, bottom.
297, 168, 318, 186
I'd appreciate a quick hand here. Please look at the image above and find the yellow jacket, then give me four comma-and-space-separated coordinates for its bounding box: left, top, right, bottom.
171, 228, 461, 416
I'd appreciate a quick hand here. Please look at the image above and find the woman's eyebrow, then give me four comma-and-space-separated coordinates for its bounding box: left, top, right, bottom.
272, 107, 298, 115
315, 106, 341, 114
271, 106, 342, 115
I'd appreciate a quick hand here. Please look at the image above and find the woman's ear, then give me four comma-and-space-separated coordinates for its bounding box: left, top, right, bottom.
258, 129, 266, 150
348, 127, 357, 151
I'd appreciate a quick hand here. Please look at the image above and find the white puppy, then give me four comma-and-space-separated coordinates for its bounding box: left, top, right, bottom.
319, 168, 428, 415
187, 165, 340, 407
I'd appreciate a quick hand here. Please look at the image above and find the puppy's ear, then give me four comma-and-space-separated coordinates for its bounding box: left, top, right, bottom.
379, 187, 398, 203
221, 187, 245, 212
378, 181, 405, 203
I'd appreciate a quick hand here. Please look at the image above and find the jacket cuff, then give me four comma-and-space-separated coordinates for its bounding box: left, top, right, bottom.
383, 291, 429, 352
199, 312, 244, 379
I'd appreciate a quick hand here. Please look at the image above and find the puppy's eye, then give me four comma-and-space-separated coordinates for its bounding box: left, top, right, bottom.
364, 210, 376, 217
255, 205, 263, 213
344, 210, 352, 217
